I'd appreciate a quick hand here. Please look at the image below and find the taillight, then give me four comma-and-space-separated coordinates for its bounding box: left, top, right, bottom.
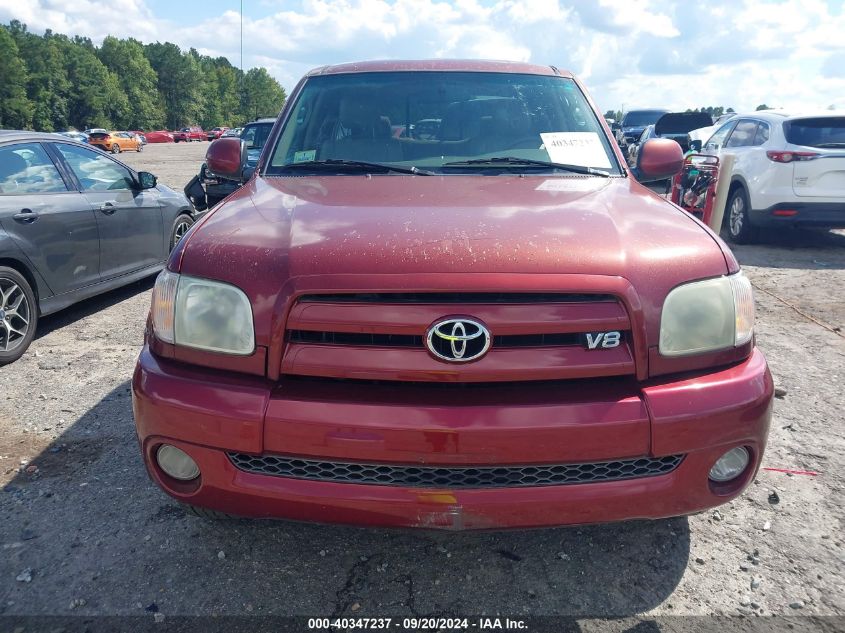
766, 150, 819, 163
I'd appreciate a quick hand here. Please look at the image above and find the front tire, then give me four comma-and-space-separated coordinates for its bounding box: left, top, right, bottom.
111, 143, 120, 154
0, 267, 38, 365
137, 143, 143, 152
725, 187, 758, 244
170, 213, 194, 250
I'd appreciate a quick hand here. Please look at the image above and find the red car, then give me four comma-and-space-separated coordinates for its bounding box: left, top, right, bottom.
173, 126, 205, 142
206, 127, 229, 141
144, 130, 174, 143
133, 60, 773, 530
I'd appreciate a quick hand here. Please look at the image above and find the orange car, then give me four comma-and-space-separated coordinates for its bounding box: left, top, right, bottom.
88, 131, 142, 153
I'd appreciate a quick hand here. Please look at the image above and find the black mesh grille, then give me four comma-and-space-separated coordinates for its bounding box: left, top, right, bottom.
288, 330, 591, 348
227, 453, 683, 488
297, 293, 616, 304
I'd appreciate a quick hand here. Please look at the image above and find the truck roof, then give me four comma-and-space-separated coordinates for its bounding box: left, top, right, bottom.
307, 59, 572, 79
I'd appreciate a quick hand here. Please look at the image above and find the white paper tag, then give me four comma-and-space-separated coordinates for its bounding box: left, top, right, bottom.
540, 132, 612, 169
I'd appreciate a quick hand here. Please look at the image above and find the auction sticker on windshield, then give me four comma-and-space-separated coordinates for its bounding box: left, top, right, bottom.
541, 132, 611, 169
293, 149, 317, 163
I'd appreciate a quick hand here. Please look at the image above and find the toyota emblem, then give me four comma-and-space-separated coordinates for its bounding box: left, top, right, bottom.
426, 318, 491, 362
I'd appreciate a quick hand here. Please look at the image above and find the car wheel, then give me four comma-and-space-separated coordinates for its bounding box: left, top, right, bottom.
725, 187, 758, 244
182, 504, 239, 520
137, 143, 143, 152
111, 143, 120, 154
0, 267, 38, 365
170, 213, 194, 250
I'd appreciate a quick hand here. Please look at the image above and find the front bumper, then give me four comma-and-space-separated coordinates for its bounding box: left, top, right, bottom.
132, 348, 773, 530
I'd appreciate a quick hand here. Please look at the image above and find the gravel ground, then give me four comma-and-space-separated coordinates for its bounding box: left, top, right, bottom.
0, 142, 843, 624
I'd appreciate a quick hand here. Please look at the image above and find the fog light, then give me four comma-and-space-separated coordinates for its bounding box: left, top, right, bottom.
709, 447, 749, 482
156, 445, 200, 481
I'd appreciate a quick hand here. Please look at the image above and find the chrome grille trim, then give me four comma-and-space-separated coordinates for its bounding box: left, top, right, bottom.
297, 292, 617, 304
227, 453, 683, 488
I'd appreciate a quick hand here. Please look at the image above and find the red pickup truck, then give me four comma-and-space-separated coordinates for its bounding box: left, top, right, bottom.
173, 126, 205, 142
133, 60, 773, 530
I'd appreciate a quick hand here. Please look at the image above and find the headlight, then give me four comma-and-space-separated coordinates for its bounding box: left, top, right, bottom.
659, 272, 754, 356
151, 271, 254, 355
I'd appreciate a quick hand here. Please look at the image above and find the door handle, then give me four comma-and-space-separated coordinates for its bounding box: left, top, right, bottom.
12, 208, 38, 223
99, 202, 116, 215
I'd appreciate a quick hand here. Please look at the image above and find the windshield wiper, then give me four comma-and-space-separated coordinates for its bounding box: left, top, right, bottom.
279, 159, 433, 175
813, 142, 845, 148
441, 156, 611, 176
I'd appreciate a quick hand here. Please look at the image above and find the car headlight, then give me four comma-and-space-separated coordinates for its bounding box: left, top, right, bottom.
659, 272, 754, 356
151, 270, 254, 355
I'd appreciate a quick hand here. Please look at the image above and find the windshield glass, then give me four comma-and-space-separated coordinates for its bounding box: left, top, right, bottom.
622, 111, 666, 127
241, 123, 273, 150
268, 71, 619, 175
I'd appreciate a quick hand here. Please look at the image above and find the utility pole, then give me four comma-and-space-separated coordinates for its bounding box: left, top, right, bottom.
240, 0, 245, 120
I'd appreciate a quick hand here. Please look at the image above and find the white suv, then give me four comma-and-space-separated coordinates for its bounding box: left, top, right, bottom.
702, 111, 845, 243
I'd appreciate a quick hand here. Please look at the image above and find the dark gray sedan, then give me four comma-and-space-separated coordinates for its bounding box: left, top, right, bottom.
0, 131, 197, 364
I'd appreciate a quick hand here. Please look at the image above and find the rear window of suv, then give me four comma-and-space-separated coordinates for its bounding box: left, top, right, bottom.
784, 117, 845, 148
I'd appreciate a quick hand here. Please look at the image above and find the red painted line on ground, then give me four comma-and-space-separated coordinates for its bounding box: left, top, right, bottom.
762, 467, 819, 476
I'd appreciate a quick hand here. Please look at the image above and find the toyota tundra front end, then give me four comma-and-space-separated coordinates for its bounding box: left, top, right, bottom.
132, 60, 773, 529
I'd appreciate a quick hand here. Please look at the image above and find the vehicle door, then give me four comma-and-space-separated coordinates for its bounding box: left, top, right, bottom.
115, 132, 131, 151
0, 141, 101, 293
50, 142, 164, 280
722, 119, 762, 184
703, 119, 738, 155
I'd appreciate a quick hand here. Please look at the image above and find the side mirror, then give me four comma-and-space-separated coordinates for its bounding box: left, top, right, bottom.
206, 137, 247, 181
633, 138, 683, 182
689, 139, 703, 152
137, 171, 157, 189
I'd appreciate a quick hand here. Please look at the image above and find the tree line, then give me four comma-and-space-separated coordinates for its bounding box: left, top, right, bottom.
0, 20, 287, 132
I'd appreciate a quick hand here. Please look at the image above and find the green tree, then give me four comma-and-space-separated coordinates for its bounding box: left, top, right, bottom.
755, 104, 771, 111
58, 35, 128, 129
214, 61, 243, 126
144, 42, 204, 128
0, 20, 286, 132
0, 26, 33, 128
241, 67, 286, 121
7, 22, 70, 131
98, 36, 164, 130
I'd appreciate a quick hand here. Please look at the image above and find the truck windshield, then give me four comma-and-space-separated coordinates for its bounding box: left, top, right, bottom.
267, 72, 620, 175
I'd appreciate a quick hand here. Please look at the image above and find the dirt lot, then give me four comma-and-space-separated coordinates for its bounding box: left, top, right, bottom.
0, 142, 843, 625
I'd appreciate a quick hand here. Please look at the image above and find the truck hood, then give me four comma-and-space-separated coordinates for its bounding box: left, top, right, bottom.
178, 175, 731, 346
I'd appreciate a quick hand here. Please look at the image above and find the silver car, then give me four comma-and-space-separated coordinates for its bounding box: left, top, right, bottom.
0, 131, 198, 364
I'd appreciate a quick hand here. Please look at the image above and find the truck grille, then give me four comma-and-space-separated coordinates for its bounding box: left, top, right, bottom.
282, 292, 636, 382
288, 330, 590, 348
228, 453, 683, 488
